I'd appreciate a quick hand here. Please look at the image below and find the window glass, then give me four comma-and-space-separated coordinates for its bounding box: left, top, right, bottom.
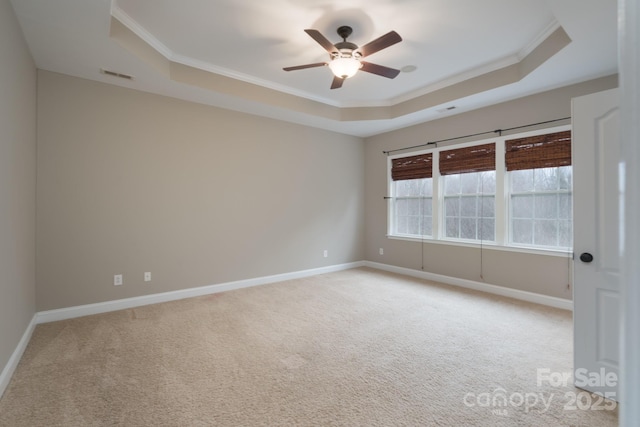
443, 171, 496, 242
392, 177, 432, 237
509, 165, 572, 249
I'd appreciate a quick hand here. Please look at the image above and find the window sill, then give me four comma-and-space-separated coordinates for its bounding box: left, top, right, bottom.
386, 234, 573, 258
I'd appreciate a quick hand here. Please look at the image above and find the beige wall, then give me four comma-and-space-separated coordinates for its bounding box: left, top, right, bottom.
0, 0, 37, 377
364, 75, 618, 300
36, 71, 365, 311
35, 71, 618, 311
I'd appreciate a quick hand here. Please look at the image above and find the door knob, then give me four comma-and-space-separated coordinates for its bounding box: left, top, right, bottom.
579, 252, 594, 263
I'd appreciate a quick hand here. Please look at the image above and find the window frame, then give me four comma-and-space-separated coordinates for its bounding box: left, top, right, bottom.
386, 124, 572, 256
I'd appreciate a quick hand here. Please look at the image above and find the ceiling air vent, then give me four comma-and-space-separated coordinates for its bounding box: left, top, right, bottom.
100, 68, 134, 80
436, 105, 457, 113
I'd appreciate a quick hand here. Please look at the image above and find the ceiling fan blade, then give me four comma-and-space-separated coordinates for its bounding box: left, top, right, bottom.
360, 62, 401, 79
283, 62, 327, 71
304, 29, 337, 54
330, 76, 345, 89
359, 31, 402, 57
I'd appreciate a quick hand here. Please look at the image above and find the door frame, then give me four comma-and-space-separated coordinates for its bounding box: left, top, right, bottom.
619, 0, 640, 425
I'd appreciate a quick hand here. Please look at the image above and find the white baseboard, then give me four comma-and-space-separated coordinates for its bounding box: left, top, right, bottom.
35, 259, 571, 324
0, 314, 37, 400
363, 261, 573, 311
2, 259, 568, 400
36, 261, 366, 324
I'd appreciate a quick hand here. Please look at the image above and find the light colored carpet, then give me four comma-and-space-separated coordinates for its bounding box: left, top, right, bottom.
0, 268, 618, 426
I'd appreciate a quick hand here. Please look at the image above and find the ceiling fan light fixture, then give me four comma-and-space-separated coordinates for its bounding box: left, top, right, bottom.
328, 50, 362, 79
284, 27, 402, 89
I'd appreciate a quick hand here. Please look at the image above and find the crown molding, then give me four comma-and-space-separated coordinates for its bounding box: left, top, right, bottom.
110, 3, 340, 107
109, 4, 570, 123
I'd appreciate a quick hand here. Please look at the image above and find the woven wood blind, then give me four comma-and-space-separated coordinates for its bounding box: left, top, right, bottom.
439, 143, 496, 176
505, 130, 571, 171
391, 153, 433, 181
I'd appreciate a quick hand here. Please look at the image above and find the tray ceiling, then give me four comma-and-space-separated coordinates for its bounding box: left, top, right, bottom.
11, 0, 617, 137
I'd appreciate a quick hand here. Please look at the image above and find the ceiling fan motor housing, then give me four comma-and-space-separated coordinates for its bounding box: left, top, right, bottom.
334, 26, 359, 55
337, 26, 353, 40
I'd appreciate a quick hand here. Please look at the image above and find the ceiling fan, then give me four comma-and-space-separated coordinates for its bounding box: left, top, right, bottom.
283, 26, 402, 89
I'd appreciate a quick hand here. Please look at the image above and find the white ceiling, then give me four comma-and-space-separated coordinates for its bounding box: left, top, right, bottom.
11, 0, 617, 137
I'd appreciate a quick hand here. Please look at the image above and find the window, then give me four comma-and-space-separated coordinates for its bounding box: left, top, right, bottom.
390, 153, 432, 237
387, 127, 573, 252
506, 131, 572, 249
440, 143, 496, 243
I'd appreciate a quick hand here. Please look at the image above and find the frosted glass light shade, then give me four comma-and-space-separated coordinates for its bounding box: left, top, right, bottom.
328, 55, 361, 79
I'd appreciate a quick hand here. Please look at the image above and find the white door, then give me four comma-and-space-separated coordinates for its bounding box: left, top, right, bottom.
572, 88, 620, 399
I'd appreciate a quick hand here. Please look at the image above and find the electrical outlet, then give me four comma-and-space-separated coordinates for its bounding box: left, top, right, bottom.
114, 274, 123, 286
323, 250, 328, 258
144, 272, 151, 282
379, 248, 384, 255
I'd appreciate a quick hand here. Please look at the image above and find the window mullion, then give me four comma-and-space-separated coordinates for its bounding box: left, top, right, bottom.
495, 138, 506, 245
510, 190, 571, 196
387, 156, 393, 236
432, 150, 440, 240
